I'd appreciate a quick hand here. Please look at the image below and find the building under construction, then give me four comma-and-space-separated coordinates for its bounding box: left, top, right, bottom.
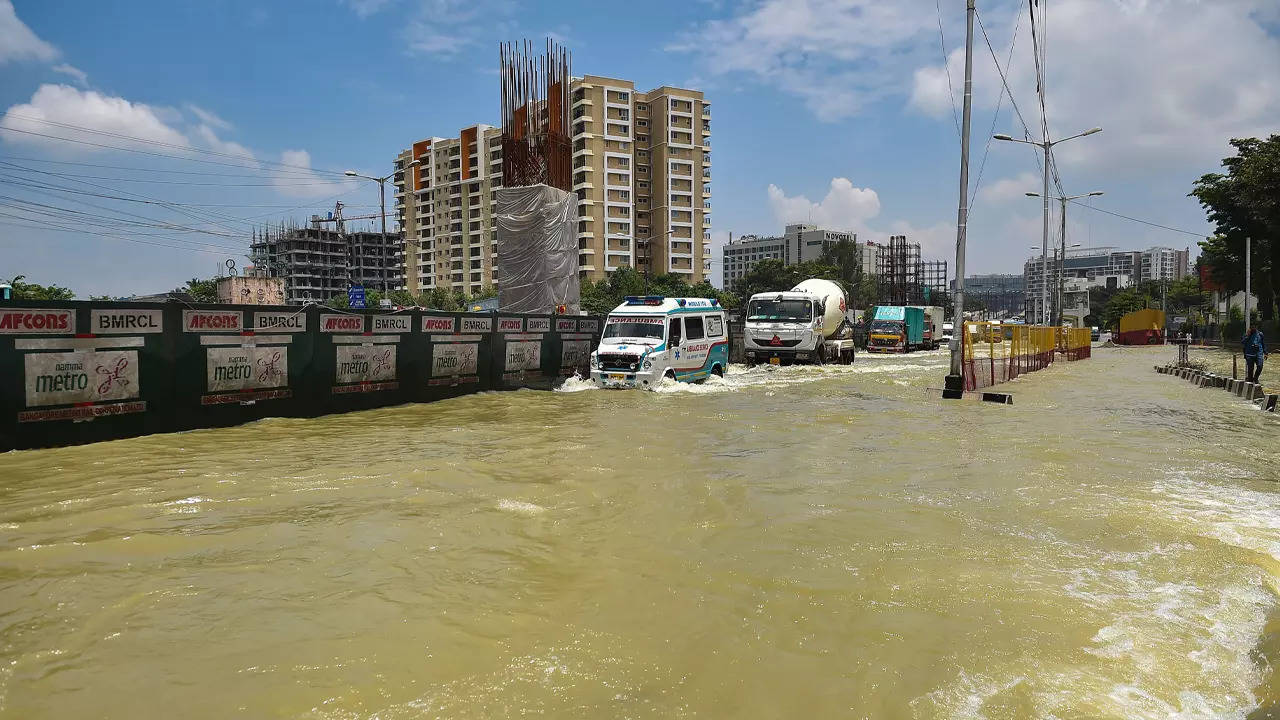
874, 235, 949, 306
249, 203, 402, 305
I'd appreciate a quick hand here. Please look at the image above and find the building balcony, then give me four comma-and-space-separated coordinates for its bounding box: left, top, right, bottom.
573, 181, 594, 192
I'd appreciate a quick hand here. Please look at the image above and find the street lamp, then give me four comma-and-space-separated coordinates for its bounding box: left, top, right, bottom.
993, 126, 1101, 324
1026, 190, 1102, 324
344, 158, 421, 294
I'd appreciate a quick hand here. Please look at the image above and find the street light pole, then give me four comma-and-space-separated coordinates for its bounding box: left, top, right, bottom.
346, 159, 420, 296
994, 127, 1101, 324
1025, 190, 1102, 326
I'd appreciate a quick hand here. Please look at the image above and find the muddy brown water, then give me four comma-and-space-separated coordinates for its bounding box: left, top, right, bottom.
1, 346, 1277, 718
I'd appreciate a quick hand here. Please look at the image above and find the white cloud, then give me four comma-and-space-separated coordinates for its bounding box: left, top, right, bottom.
670, 0, 938, 120
271, 149, 355, 199
0, 0, 57, 64
51, 63, 87, 86
192, 123, 255, 162
0, 84, 190, 152
979, 172, 1040, 204
185, 104, 232, 131
767, 178, 956, 261
767, 177, 881, 231
404, 0, 494, 57
910, 0, 1280, 174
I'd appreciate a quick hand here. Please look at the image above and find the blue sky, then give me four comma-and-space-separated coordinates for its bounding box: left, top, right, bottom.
1, 0, 1277, 296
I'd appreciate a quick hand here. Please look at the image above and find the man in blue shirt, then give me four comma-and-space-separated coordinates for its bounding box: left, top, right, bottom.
1243, 326, 1266, 384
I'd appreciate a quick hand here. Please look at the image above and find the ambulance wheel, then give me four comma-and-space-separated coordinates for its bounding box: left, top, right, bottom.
712, 364, 724, 378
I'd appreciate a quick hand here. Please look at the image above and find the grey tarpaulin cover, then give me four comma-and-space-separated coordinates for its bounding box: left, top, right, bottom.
495, 184, 580, 314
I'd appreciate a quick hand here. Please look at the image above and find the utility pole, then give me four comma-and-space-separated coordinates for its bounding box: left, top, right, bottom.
944, 0, 975, 400
1057, 198, 1066, 325
1245, 235, 1251, 337
346, 159, 421, 297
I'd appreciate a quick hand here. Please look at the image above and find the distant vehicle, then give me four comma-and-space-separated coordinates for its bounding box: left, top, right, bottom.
910, 306, 945, 349
742, 279, 857, 365
941, 321, 954, 346
591, 296, 728, 388
1091, 326, 1100, 341
867, 306, 925, 353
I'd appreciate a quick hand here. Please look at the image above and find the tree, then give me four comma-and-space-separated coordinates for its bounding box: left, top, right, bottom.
1191, 135, 1280, 321
6, 275, 75, 300
580, 266, 736, 315
177, 277, 219, 303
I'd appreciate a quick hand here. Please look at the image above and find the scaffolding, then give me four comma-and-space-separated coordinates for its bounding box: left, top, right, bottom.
874, 235, 948, 305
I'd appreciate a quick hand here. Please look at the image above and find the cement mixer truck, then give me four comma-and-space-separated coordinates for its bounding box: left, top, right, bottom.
743, 279, 856, 365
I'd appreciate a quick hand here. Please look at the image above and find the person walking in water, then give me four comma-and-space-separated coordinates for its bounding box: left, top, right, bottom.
1243, 326, 1266, 384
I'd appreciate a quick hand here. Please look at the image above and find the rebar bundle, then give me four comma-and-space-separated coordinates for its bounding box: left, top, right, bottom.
499, 39, 572, 191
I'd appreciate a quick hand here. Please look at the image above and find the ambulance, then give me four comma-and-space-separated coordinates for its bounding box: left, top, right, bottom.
590, 296, 729, 388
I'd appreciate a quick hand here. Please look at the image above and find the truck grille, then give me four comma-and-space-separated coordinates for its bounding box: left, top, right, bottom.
598, 353, 640, 370
749, 336, 801, 348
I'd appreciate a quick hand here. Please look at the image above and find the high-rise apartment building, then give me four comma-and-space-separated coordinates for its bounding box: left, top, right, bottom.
392, 75, 711, 295
393, 125, 503, 295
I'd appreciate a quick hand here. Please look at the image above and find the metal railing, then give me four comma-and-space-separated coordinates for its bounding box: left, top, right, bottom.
961, 322, 1063, 391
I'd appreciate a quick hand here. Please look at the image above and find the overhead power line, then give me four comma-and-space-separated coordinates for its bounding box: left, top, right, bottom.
1, 113, 351, 177
1066, 199, 1207, 238
935, 0, 962, 140
969, 6, 1024, 209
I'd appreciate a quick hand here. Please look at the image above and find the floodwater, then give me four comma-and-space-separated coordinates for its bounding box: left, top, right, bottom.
2, 346, 1278, 719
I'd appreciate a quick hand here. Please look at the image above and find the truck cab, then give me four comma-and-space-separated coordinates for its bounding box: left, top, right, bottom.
590, 296, 729, 388
867, 305, 924, 353
743, 280, 856, 365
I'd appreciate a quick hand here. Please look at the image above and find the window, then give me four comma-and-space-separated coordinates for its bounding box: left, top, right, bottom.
668, 318, 682, 346
638, 120, 648, 127
685, 316, 705, 340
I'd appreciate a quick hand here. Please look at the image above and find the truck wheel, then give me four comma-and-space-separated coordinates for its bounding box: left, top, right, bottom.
815, 345, 826, 365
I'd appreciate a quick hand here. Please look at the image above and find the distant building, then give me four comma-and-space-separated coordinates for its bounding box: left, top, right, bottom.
216, 275, 285, 306
250, 224, 403, 305
721, 224, 859, 290
961, 274, 1025, 317
1022, 246, 1190, 321
721, 234, 786, 288
1061, 277, 1090, 327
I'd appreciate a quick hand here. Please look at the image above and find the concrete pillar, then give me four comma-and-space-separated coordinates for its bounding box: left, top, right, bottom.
1251, 384, 1264, 401
1266, 394, 1278, 412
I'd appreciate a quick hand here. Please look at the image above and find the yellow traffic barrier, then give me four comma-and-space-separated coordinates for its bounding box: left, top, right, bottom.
961, 322, 1082, 391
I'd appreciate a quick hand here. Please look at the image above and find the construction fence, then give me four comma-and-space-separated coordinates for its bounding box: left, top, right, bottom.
961, 322, 1091, 391
0, 300, 602, 451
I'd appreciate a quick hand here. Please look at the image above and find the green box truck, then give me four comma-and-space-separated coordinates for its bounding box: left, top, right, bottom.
867, 306, 924, 353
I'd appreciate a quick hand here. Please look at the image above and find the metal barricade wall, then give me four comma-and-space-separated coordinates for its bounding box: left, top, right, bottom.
0, 300, 607, 451
962, 322, 1068, 391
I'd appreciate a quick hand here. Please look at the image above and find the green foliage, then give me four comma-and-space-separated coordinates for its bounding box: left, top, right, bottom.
5, 275, 75, 301
1191, 135, 1280, 320
177, 278, 219, 303
732, 259, 844, 301
581, 266, 737, 315
1094, 277, 1209, 330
